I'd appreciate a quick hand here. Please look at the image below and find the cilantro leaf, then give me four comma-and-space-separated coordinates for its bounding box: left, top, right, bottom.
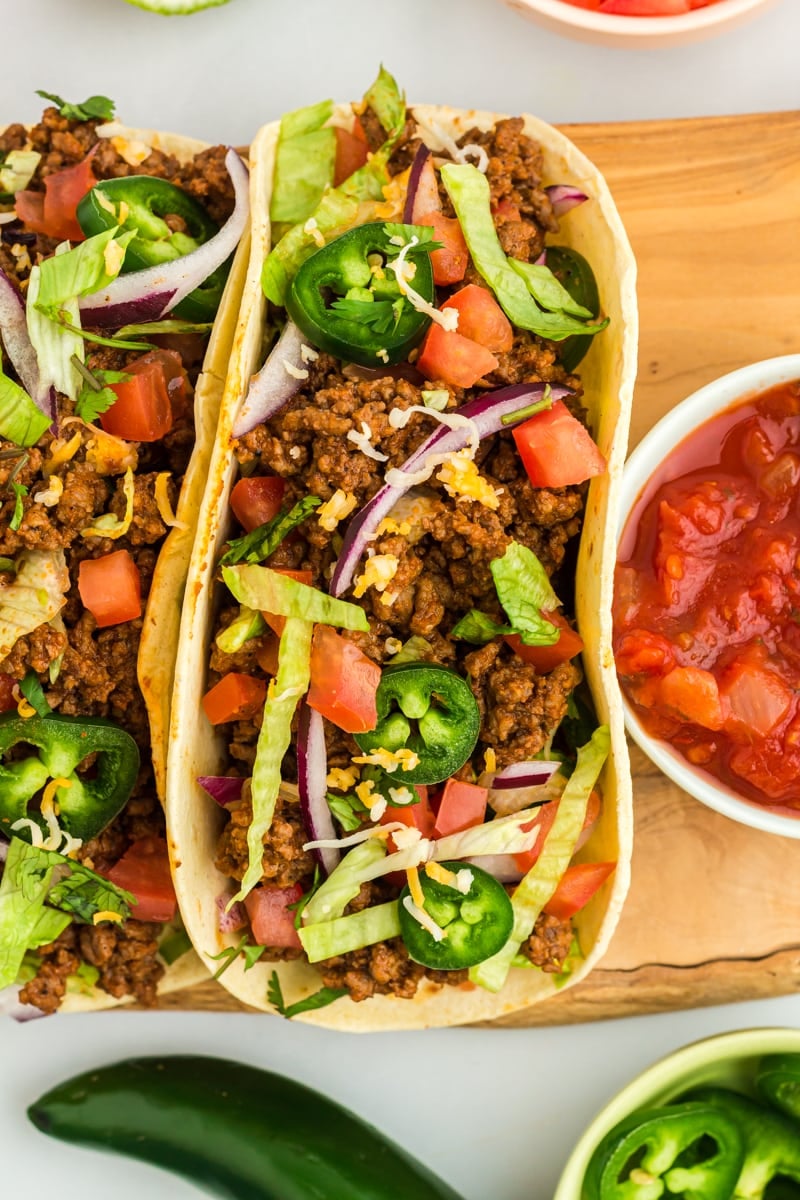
289, 865, 321, 930
331, 297, 400, 336
35, 90, 116, 123
47, 861, 135, 925
220, 495, 321, 567
75, 386, 117, 424
9, 482, 27, 532
266, 969, 347, 1019
326, 791, 367, 833
158, 927, 193, 966
209, 934, 266, 980
19, 670, 50, 717
382, 222, 442, 255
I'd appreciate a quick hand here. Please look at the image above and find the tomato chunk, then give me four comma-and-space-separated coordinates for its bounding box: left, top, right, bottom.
202, 673, 267, 725
719, 654, 793, 739
416, 210, 469, 286
99, 355, 174, 443
78, 550, 142, 629
307, 626, 380, 734
255, 633, 281, 677
505, 612, 584, 674
245, 883, 303, 950
333, 126, 369, 187
513, 400, 606, 489
441, 285, 513, 353
513, 799, 558, 875
433, 780, 488, 838
417, 323, 498, 390
230, 475, 287, 533
599, 0, 691, 12
0, 674, 17, 713
262, 568, 313, 636
657, 666, 724, 731
106, 836, 177, 923
543, 862, 616, 920
16, 152, 96, 242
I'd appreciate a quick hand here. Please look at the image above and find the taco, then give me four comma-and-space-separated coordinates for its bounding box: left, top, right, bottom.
167, 68, 637, 1029
0, 91, 250, 1016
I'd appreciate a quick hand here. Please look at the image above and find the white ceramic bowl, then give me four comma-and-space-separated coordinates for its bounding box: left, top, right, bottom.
554, 1027, 800, 1199
505, 0, 779, 49
617, 355, 800, 838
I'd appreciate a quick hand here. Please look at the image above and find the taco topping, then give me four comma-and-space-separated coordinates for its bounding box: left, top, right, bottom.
201, 69, 616, 1014
0, 92, 245, 1014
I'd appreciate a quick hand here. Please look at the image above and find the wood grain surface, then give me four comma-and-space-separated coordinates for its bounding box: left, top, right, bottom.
165, 110, 800, 1022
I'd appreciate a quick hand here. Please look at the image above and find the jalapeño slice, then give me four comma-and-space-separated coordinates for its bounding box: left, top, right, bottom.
398, 862, 513, 971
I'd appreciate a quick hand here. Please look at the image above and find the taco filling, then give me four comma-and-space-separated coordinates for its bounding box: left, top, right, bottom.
199, 70, 617, 1014
0, 92, 247, 1015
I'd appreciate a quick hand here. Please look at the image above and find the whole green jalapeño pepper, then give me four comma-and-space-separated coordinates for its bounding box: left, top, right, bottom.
353, 663, 480, 785
76, 176, 229, 321
0, 713, 139, 844
285, 222, 435, 367
398, 862, 513, 971
583, 1102, 745, 1200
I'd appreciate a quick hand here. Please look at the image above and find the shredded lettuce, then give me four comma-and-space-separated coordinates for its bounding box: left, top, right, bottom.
508, 260, 594, 319
362, 65, 406, 141
490, 542, 560, 646
0, 838, 60, 989
270, 99, 336, 227
469, 725, 610, 993
26, 257, 83, 403
0, 372, 51, 448
216, 606, 268, 654
233, 617, 313, 904
223, 564, 369, 631
66, 959, 100, 995
35, 227, 135, 315
387, 635, 433, 664
302, 838, 387, 926
0, 150, 41, 198
450, 609, 510, 645
219, 496, 321, 567
440, 163, 608, 342
0, 549, 69, 664
299, 900, 401, 963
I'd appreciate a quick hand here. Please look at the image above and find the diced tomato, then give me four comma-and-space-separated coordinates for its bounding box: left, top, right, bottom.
99, 354, 174, 443
441, 285, 513, 353
307, 626, 380, 734
657, 666, 724, 731
352, 116, 368, 144
543, 862, 616, 920
513, 400, 606, 489
141, 348, 187, 413
202, 673, 267, 725
513, 799, 558, 875
78, 550, 142, 629
433, 780, 488, 839
614, 629, 675, 679
15, 151, 96, 243
255, 633, 281, 677
261, 568, 313, 636
598, 0, 690, 12
381, 786, 435, 845
505, 612, 584, 674
415, 210, 469, 286
106, 836, 177, 923
230, 475, 287, 533
333, 126, 369, 187
244, 883, 303, 950
492, 198, 522, 221
0, 674, 17, 713
417, 324, 499, 390
719, 653, 794, 739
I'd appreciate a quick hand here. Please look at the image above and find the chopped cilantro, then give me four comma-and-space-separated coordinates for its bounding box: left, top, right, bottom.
9, 482, 27, 531
267, 970, 347, 1019
220, 495, 321, 567
35, 91, 116, 123
19, 671, 50, 717
47, 860, 135, 925
382, 222, 442, 255
289, 865, 321, 930
326, 791, 367, 832
74, 366, 129, 424
331, 297, 404, 336
209, 934, 266, 980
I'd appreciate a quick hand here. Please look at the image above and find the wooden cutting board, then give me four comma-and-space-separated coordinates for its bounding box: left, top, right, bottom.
163, 110, 800, 1022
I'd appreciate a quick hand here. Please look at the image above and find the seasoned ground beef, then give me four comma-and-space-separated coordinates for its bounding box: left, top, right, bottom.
215, 788, 316, 887
520, 912, 575, 973
318, 938, 426, 1002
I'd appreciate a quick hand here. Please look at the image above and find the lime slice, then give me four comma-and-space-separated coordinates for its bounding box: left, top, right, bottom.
122, 0, 232, 13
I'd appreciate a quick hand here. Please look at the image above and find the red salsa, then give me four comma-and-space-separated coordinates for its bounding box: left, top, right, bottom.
614, 378, 800, 810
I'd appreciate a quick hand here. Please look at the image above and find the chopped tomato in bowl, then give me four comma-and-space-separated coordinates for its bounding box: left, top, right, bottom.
614, 355, 800, 838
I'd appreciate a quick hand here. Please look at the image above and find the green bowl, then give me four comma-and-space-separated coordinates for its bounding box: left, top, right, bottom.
554, 1027, 800, 1199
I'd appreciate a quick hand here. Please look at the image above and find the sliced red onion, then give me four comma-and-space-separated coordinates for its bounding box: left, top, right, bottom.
467, 855, 523, 884
331, 382, 572, 597
403, 144, 440, 224
0, 268, 55, 420
197, 775, 244, 807
0, 985, 49, 1022
232, 320, 307, 438
297, 702, 339, 877
490, 760, 561, 790
545, 185, 588, 218
79, 147, 249, 329
216, 892, 248, 933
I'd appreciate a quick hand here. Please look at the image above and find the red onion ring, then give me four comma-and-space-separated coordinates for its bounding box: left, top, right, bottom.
330, 382, 572, 597
545, 185, 588, 218
403, 144, 440, 224
79, 148, 249, 329
490, 760, 561, 790
297, 702, 339, 877
232, 320, 307, 438
0, 269, 55, 420
216, 892, 248, 934
197, 776, 244, 807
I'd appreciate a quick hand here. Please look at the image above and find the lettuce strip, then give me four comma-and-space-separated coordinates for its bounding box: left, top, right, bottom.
299, 900, 401, 963
302, 838, 387, 926
222, 564, 369, 631
490, 542, 560, 647
270, 99, 336, 227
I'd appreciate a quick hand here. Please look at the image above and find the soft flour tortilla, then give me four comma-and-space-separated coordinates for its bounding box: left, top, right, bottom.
2, 122, 249, 1012
166, 105, 638, 1030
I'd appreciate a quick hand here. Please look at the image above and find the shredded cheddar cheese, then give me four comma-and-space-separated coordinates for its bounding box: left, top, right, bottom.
406, 865, 426, 911
353, 553, 398, 599
317, 489, 358, 533
484, 747, 497, 774
81, 466, 135, 540
424, 861, 460, 889
353, 747, 420, 773
93, 910, 124, 926
437, 450, 499, 510
43, 430, 82, 476
155, 472, 187, 530
33, 475, 64, 508
16, 696, 36, 719
326, 765, 360, 791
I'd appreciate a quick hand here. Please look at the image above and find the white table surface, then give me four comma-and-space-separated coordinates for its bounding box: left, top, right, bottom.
2, 0, 800, 1196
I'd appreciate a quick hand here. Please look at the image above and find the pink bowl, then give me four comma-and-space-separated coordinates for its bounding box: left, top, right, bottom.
504, 0, 779, 48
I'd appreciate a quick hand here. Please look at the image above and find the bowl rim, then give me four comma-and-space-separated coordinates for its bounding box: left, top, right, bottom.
554, 1026, 800, 1198
616, 354, 800, 838
518, 0, 775, 33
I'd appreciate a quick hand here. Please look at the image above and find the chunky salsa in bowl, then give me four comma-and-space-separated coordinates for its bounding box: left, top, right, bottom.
614, 355, 800, 835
